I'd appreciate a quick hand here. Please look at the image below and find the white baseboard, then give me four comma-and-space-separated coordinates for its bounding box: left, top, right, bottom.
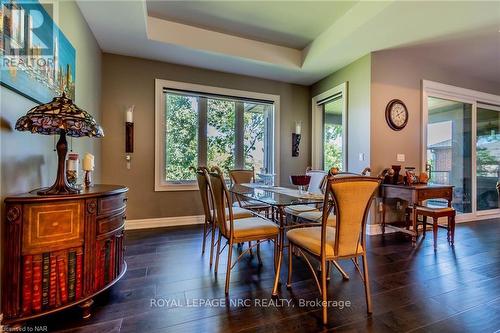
125, 214, 495, 232
125, 215, 204, 230
125, 216, 393, 234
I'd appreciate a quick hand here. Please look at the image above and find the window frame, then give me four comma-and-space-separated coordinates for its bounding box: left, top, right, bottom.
155, 79, 280, 191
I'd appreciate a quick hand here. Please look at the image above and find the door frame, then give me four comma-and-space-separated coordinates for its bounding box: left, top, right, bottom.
311, 82, 348, 171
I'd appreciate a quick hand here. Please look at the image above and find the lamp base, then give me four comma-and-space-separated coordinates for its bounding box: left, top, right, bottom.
37, 184, 80, 195
37, 130, 81, 195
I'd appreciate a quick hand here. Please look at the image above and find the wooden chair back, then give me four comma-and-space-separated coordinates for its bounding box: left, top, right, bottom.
229, 168, 255, 185
191, 166, 213, 222
208, 167, 233, 237
321, 175, 381, 257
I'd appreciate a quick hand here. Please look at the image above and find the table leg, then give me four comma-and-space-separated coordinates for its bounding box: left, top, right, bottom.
450, 214, 456, 245
411, 205, 418, 246
272, 206, 284, 296
381, 197, 386, 235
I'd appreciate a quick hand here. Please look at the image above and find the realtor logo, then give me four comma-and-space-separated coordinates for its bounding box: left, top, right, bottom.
1, 1, 54, 57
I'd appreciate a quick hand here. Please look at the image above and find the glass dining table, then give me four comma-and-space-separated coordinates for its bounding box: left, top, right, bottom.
228, 183, 324, 296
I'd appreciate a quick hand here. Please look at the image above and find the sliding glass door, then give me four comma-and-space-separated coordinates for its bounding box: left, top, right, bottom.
423, 81, 500, 219
426, 97, 473, 213
476, 104, 500, 212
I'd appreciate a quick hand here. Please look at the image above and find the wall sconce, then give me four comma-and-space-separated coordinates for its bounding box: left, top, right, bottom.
125, 105, 134, 169
292, 121, 301, 157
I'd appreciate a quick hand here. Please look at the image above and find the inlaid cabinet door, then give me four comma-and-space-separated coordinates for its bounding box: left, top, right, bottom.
22, 201, 85, 255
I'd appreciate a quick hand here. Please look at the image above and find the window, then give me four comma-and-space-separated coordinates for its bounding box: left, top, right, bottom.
165, 93, 199, 182
155, 79, 279, 191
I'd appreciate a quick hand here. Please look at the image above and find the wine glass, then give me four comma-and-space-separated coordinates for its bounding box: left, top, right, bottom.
290, 175, 311, 195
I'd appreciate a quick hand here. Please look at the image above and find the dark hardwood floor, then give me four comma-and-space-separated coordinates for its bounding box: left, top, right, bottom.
24, 219, 500, 333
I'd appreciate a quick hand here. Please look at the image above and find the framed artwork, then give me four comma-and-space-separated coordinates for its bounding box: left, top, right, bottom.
0, 0, 76, 104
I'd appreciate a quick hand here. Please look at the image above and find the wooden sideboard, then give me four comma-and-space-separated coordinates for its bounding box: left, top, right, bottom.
2, 185, 128, 326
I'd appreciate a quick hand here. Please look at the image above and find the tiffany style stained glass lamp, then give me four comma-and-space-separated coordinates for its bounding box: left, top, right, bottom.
15, 92, 104, 195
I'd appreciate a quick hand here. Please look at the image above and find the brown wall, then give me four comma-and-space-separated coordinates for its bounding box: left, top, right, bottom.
310, 54, 371, 173
371, 49, 500, 175
101, 54, 310, 220
0, 0, 101, 307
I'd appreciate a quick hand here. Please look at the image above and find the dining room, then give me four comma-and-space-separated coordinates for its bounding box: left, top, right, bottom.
1, 1, 500, 332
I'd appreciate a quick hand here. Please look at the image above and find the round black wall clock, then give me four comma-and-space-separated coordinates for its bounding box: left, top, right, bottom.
385, 99, 408, 131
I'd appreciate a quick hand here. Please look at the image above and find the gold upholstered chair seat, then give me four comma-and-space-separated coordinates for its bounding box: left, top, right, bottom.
287, 226, 362, 258
226, 216, 278, 240
297, 210, 337, 226
228, 206, 253, 219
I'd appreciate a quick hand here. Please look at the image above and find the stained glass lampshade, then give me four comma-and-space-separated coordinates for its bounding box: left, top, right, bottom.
15, 92, 104, 195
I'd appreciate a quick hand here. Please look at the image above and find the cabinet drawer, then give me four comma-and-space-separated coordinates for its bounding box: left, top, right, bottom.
98, 194, 126, 216
97, 213, 125, 235
22, 201, 84, 255
418, 188, 452, 202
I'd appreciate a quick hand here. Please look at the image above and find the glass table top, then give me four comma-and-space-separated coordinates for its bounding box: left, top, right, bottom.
229, 183, 324, 207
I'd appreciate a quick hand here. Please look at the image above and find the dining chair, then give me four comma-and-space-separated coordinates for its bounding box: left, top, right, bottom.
286, 175, 381, 324
208, 167, 279, 295
191, 166, 253, 267
294, 167, 371, 225
229, 168, 271, 212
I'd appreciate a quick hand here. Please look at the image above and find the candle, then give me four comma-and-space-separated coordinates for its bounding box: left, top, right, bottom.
126, 105, 134, 123
83, 153, 95, 171
295, 121, 302, 135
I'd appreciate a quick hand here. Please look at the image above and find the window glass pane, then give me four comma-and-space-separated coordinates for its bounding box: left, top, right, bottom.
244, 103, 269, 173
323, 97, 343, 170
207, 98, 235, 174
165, 93, 198, 182
162, 88, 274, 187
427, 97, 472, 213
476, 105, 500, 211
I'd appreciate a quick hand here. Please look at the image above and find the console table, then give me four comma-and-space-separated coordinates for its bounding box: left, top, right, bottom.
380, 184, 453, 245
2, 185, 128, 327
